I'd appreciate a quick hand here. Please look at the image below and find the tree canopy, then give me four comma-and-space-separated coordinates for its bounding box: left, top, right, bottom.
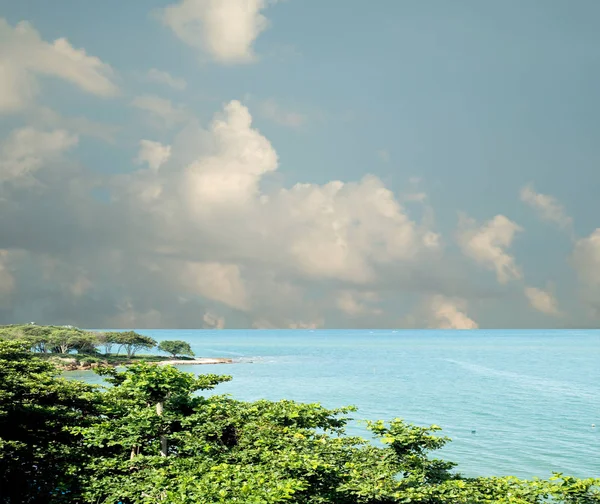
0, 325, 101, 355
109, 331, 157, 358
0, 340, 99, 503
158, 340, 195, 358
0, 340, 598, 504
0, 325, 194, 371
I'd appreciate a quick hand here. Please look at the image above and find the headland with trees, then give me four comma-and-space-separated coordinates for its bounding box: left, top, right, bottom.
0, 323, 231, 370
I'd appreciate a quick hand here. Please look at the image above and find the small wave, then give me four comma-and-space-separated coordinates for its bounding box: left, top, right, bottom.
233, 356, 272, 364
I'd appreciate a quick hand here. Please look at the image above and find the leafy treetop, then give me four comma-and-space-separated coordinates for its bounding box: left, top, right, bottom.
104, 331, 157, 358
158, 340, 195, 358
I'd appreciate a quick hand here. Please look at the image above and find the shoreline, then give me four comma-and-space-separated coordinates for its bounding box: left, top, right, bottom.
54, 356, 234, 371
157, 357, 233, 366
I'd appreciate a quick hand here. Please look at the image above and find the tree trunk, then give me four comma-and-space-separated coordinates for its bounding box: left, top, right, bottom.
130, 446, 140, 460
160, 435, 167, 457
156, 401, 167, 457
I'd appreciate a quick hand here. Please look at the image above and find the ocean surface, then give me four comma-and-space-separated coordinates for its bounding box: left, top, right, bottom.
70, 329, 600, 479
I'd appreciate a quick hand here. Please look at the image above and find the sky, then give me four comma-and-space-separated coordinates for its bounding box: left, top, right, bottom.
0, 0, 599, 330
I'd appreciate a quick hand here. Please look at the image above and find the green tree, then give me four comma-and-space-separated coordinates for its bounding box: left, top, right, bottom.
158, 340, 195, 358
0, 340, 99, 503
0, 325, 46, 351
111, 331, 157, 358
48, 329, 82, 354
82, 364, 230, 459
71, 332, 100, 354
96, 331, 119, 354
16, 325, 54, 353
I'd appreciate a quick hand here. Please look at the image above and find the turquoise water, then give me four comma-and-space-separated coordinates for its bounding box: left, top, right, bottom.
74, 329, 600, 479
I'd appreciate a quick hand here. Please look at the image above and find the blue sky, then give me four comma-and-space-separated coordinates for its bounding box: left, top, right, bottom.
0, 0, 599, 329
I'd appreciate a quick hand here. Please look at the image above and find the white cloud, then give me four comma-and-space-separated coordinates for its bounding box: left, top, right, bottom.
336, 290, 382, 316
427, 295, 478, 329
0, 127, 78, 182
182, 100, 278, 208
131, 95, 189, 128
113, 100, 442, 326
0, 18, 118, 113
147, 68, 187, 90
258, 99, 306, 128
0, 98, 451, 328
180, 262, 248, 311
457, 214, 523, 284
159, 0, 273, 64
524, 286, 560, 317
202, 311, 225, 329
270, 176, 441, 284
520, 184, 572, 230
135, 140, 171, 170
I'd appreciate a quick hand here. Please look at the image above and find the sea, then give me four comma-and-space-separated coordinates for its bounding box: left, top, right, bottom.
69, 329, 600, 480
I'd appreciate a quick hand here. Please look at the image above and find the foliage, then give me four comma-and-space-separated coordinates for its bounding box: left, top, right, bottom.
2, 325, 55, 353
0, 340, 99, 503
95, 331, 119, 354
0, 324, 100, 355
108, 331, 157, 358
158, 339, 195, 357
1, 341, 599, 504
0, 325, 158, 360
47, 329, 98, 354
